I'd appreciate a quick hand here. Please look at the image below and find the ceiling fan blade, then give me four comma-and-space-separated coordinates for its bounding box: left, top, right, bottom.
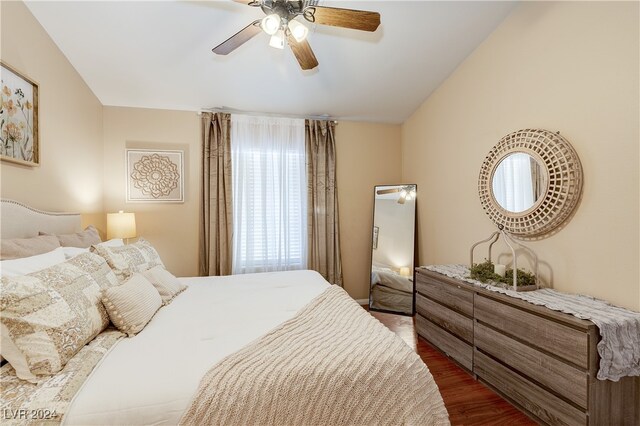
305, 6, 380, 32
376, 188, 401, 195
233, 0, 261, 5
287, 32, 318, 70
212, 20, 261, 55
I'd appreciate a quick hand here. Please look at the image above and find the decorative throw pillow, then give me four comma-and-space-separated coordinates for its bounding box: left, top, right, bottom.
68, 251, 121, 291
0, 253, 117, 382
91, 238, 164, 282
142, 265, 188, 305
41, 225, 102, 248
101, 274, 163, 336
0, 235, 61, 260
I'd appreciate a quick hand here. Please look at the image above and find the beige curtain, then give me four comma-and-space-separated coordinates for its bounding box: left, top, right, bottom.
530, 157, 543, 201
199, 112, 233, 276
305, 120, 343, 286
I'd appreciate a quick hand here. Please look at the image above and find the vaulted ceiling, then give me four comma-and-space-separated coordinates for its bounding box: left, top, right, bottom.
25, 1, 515, 123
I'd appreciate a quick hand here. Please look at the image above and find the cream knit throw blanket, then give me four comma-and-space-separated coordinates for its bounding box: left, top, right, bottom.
180, 285, 450, 426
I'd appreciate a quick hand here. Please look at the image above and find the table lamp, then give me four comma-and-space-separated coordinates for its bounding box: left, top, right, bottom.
107, 211, 136, 243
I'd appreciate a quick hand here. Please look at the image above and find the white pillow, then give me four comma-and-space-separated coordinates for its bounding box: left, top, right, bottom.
100, 238, 124, 248
62, 239, 125, 260
0, 247, 67, 277
61, 246, 89, 259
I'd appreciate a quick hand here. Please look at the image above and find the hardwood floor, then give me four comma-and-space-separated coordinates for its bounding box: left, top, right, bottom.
369, 309, 537, 426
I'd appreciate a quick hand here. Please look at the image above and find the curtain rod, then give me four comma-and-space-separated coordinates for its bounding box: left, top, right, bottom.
197, 107, 338, 124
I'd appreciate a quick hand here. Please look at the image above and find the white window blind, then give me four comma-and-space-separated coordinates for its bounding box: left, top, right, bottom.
231, 114, 307, 274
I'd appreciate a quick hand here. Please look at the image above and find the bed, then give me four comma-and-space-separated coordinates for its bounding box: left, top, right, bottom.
370, 265, 413, 313
0, 199, 449, 425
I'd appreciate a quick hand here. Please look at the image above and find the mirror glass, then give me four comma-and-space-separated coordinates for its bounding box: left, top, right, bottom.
369, 184, 416, 315
492, 153, 546, 213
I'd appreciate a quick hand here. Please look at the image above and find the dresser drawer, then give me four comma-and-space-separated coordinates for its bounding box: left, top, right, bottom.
416, 293, 473, 343
475, 322, 588, 409
416, 314, 473, 370
416, 274, 473, 316
475, 294, 589, 368
475, 350, 587, 426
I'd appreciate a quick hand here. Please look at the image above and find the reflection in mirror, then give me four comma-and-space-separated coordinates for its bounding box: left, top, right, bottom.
492, 153, 546, 213
369, 184, 416, 315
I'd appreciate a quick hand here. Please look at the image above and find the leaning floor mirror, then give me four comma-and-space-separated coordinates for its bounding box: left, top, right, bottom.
369, 184, 417, 315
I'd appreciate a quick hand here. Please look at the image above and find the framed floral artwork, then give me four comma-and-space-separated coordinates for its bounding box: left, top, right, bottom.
126, 149, 184, 203
1, 62, 39, 166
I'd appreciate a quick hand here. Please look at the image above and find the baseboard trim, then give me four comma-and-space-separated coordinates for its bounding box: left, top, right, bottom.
355, 298, 368, 305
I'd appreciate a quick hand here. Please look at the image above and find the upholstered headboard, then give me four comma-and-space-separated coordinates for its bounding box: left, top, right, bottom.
0, 199, 81, 239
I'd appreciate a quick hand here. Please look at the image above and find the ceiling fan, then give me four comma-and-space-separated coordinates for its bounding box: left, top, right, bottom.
212, 0, 381, 70
376, 185, 416, 204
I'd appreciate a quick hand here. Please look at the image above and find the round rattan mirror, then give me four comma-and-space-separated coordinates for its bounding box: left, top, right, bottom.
478, 129, 583, 239
491, 152, 547, 214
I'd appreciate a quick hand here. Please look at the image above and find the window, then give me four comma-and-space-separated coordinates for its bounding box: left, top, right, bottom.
231, 115, 307, 274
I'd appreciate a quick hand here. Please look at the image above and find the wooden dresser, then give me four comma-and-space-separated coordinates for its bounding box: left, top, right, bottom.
416, 268, 640, 426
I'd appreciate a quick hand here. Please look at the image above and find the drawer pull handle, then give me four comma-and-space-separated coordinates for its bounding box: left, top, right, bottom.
457, 285, 461, 289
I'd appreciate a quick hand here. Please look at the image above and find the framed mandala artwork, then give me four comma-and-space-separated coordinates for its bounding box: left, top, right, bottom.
126, 149, 184, 203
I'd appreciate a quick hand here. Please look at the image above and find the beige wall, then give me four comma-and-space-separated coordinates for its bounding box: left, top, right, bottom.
101, 113, 402, 297
8, 0, 635, 311
102, 107, 200, 277
402, 1, 639, 310
0, 1, 104, 229
336, 122, 402, 300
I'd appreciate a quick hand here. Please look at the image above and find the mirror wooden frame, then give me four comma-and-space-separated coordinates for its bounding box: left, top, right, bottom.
478, 129, 583, 239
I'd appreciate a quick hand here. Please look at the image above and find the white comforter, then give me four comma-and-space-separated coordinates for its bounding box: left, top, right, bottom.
64, 270, 329, 425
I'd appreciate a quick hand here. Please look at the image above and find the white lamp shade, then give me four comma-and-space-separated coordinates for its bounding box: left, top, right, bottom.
288, 19, 309, 42
261, 14, 281, 35
269, 30, 285, 49
107, 211, 137, 239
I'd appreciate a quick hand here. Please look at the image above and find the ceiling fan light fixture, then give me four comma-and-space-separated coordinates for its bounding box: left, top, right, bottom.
212, 2, 380, 71
288, 19, 309, 42
261, 14, 281, 35
269, 29, 285, 49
